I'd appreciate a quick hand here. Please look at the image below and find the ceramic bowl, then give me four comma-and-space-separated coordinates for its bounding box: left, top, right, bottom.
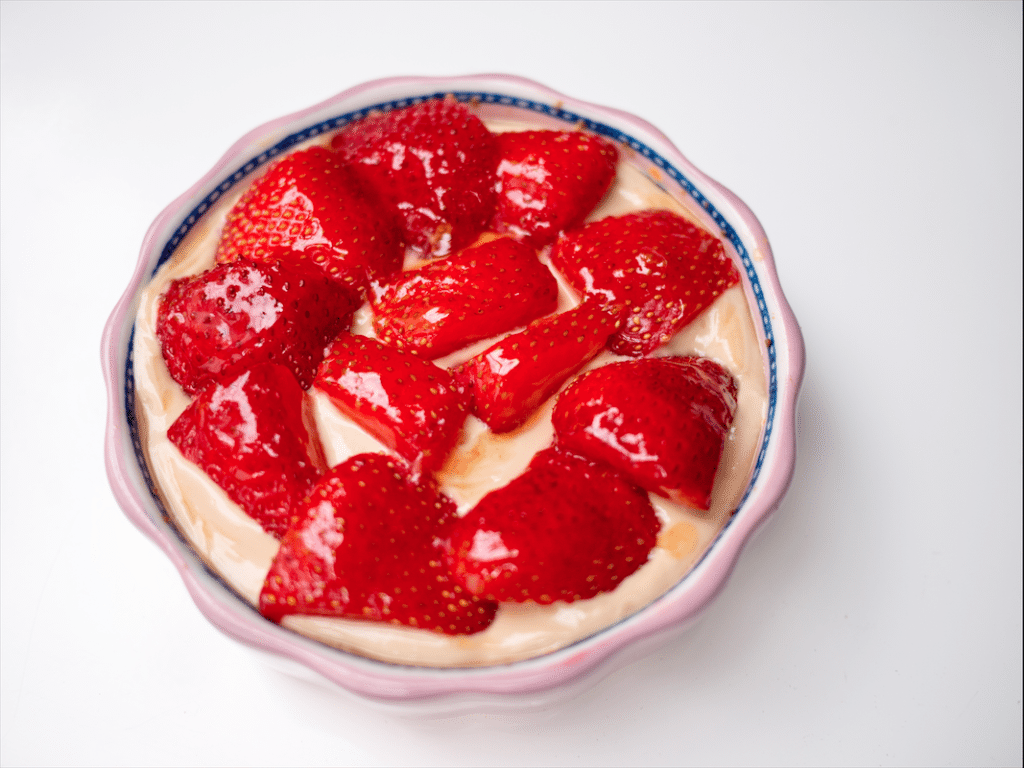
101, 74, 804, 715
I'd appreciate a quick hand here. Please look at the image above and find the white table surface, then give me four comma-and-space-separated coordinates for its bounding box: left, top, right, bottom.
2, 2, 1021, 765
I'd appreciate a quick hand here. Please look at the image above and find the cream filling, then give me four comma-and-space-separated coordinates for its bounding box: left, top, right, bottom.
133, 119, 768, 667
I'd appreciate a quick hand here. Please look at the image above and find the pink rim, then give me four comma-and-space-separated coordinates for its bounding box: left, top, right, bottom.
101, 74, 805, 711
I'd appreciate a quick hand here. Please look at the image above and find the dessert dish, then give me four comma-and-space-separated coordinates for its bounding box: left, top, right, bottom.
132, 101, 763, 664
104, 75, 803, 707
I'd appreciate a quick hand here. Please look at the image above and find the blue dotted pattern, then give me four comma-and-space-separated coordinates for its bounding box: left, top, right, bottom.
124, 335, 160, 507
127, 90, 780, 665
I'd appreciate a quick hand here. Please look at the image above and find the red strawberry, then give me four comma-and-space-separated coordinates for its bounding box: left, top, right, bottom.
492, 130, 618, 247
549, 210, 740, 356
167, 364, 327, 538
215, 146, 403, 295
313, 333, 470, 474
455, 301, 618, 433
551, 356, 738, 510
157, 257, 357, 396
372, 237, 559, 359
331, 97, 499, 257
446, 447, 659, 604
259, 453, 497, 634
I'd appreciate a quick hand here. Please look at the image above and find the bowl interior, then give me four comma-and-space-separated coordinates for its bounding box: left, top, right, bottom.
105, 76, 798, 705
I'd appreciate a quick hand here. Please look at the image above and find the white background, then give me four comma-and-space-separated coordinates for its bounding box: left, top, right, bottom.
2, 2, 1021, 765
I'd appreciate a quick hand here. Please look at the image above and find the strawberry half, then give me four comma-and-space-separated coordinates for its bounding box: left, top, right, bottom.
259, 453, 498, 634
331, 97, 499, 258
215, 146, 403, 295
549, 210, 740, 356
372, 237, 559, 359
167, 364, 327, 538
551, 356, 738, 510
446, 447, 659, 604
314, 333, 470, 473
157, 257, 357, 396
455, 301, 619, 433
492, 130, 618, 247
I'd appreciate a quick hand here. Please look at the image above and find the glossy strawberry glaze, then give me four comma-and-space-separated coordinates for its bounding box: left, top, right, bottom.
260, 453, 497, 634
215, 147, 403, 295
168, 363, 327, 538
447, 447, 660, 604
129, 115, 771, 668
331, 98, 499, 257
550, 209, 740, 356
553, 356, 739, 511
456, 301, 618, 433
314, 333, 469, 473
492, 130, 618, 246
372, 237, 559, 358
157, 257, 356, 395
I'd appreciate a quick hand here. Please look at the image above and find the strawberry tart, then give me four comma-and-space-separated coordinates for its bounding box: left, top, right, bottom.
131, 95, 769, 667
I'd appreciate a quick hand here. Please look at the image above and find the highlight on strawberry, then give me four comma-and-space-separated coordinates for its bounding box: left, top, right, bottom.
446, 447, 660, 604
314, 333, 469, 474
157, 257, 357, 396
215, 146, 404, 297
549, 209, 740, 356
371, 236, 559, 359
259, 453, 498, 634
492, 129, 618, 247
455, 301, 619, 433
332, 97, 499, 258
167, 363, 328, 539
552, 356, 739, 511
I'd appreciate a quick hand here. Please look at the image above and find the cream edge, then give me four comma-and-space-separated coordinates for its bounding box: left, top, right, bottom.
132, 117, 769, 667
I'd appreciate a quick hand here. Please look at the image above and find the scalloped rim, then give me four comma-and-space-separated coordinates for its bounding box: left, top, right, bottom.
101, 74, 805, 714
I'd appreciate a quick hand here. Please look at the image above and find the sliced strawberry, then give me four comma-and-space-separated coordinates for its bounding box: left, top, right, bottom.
167, 364, 327, 539
314, 333, 470, 473
446, 447, 659, 604
157, 257, 357, 396
455, 301, 618, 433
331, 97, 499, 257
551, 356, 738, 510
549, 210, 740, 356
372, 237, 559, 359
215, 146, 403, 295
492, 129, 618, 247
259, 453, 498, 634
